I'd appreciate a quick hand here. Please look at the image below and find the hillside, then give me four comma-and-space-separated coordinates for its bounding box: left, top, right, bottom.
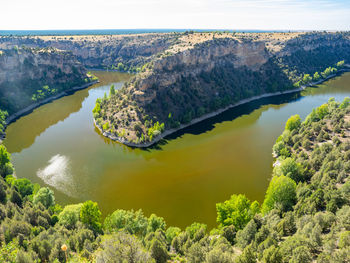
94, 32, 350, 146
0, 99, 350, 262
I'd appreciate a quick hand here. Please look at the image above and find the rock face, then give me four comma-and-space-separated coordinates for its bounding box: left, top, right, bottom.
0, 48, 87, 114
95, 32, 350, 145
0, 34, 180, 70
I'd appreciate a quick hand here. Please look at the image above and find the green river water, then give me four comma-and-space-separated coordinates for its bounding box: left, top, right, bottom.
4, 71, 350, 228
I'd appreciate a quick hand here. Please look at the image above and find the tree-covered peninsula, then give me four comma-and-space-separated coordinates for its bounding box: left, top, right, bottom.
93, 32, 350, 146
1, 98, 350, 262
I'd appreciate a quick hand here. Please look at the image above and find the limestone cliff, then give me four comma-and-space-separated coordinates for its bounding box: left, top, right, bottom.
0, 47, 88, 114
0, 34, 180, 71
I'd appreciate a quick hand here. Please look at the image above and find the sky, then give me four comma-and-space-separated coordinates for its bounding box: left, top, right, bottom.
1, 0, 349, 31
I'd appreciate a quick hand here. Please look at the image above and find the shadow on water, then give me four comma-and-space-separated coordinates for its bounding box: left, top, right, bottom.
148, 91, 303, 150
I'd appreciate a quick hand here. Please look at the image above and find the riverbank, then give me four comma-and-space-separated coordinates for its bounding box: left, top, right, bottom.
0, 80, 99, 143
95, 69, 350, 148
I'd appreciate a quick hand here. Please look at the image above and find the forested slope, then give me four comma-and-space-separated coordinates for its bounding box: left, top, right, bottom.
1, 98, 350, 262
95, 32, 350, 145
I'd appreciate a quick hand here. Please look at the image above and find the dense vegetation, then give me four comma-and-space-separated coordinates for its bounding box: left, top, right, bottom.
2, 98, 350, 262
95, 32, 350, 145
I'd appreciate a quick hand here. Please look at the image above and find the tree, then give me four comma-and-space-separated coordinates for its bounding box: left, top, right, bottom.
33, 187, 55, 208
147, 214, 166, 233
302, 74, 312, 85
285, 115, 301, 131
58, 203, 83, 229
216, 194, 260, 230
104, 209, 148, 236
313, 72, 320, 81
150, 238, 168, 263
273, 158, 304, 182
236, 244, 257, 263
236, 220, 258, 248
185, 222, 207, 239
96, 232, 154, 263
109, 85, 115, 96
0, 145, 13, 178
12, 178, 34, 198
80, 200, 102, 232
0, 182, 6, 203
262, 245, 282, 263
336, 60, 345, 69
165, 227, 181, 244
290, 246, 312, 263
262, 175, 296, 214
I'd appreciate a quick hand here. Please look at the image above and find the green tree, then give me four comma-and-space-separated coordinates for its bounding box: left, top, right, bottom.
33, 187, 55, 208
109, 85, 115, 96
58, 203, 83, 229
216, 194, 260, 230
104, 209, 148, 236
236, 244, 257, 263
147, 214, 166, 233
262, 245, 282, 263
150, 238, 168, 263
80, 200, 102, 232
12, 178, 34, 197
336, 60, 345, 68
96, 232, 154, 263
302, 74, 312, 85
0, 145, 14, 177
285, 115, 301, 131
92, 102, 101, 116
262, 175, 296, 214
273, 158, 304, 182
313, 72, 320, 81
165, 227, 181, 244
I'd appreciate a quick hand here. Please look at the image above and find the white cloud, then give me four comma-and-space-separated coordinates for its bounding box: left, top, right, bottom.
0, 0, 349, 30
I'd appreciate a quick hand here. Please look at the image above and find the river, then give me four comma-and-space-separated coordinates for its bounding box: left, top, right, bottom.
4, 71, 350, 229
